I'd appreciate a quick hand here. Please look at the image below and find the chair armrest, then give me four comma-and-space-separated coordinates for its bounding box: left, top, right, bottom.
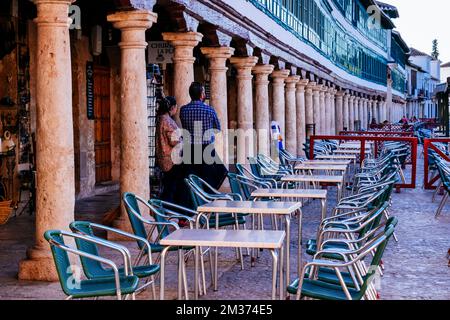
49, 239, 124, 299
90, 224, 155, 265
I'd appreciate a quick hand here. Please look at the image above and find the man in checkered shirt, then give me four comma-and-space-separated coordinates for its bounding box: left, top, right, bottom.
178, 82, 228, 200
180, 82, 221, 146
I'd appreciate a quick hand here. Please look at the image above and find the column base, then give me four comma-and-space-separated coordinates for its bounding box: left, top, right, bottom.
18, 247, 58, 281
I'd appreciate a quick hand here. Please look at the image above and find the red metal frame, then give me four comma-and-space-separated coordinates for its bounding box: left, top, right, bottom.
339, 131, 415, 164
423, 138, 450, 190
309, 135, 418, 189
339, 131, 414, 137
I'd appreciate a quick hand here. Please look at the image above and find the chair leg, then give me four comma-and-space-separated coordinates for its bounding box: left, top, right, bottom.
383, 210, 398, 242
199, 248, 207, 295
435, 193, 449, 218
432, 182, 443, 203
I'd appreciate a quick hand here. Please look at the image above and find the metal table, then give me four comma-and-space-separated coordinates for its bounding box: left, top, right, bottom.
251, 188, 328, 220
303, 160, 352, 166
159, 229, 286, 300
196, 200, 301, 292
281, 174, 344, 201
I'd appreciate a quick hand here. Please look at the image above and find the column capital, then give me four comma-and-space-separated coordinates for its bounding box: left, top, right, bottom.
230, 56, 259, 69
306, 81, 317, 89
34, 0, 74, 27
336, 90, 345, 97
285, 75, 300, 89
200, 46, 235, 59
312, 84, 323, 92
230, 56, 258, 80
252, 64, 275, 76
162, 31, 203, 47
201, 47, 234, 72
297, 79, 309, 88
108, 10, 157, 30
108, 10, 158, 49
271, 69, 290, 83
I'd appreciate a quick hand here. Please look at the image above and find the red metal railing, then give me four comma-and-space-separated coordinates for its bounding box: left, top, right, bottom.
423, 138, 450, 190
339, 131, 415, 163
309, 135, 418, 189
369, 124, 413, 131
340, 131, 414, 137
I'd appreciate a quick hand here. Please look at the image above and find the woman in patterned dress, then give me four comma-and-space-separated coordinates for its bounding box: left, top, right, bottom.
156, 96, 182, 203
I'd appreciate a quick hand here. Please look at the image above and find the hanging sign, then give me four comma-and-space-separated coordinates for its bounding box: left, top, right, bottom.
148, 41, 174, 67
86, 61, 95, 120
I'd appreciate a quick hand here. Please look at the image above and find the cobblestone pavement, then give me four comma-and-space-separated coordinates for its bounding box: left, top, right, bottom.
0, 156, 449, 300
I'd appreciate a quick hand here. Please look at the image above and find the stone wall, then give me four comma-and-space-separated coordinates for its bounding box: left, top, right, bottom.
71, 35, 96, 199
107, 46, 122, 182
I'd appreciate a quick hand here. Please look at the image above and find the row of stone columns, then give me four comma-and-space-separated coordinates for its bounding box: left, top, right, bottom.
18, 2, 406, 281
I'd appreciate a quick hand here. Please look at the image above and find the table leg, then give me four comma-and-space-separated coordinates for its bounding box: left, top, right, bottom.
284, 215, 291, 288
337, 183, 342, 202
214, 213, 219, 291
321, 199, 327, 221
279, 244, 284, 300
159, 246, 171, 300
297, 208, 303, 282
178, 248, 183, 300
269, 249, 278, 300
194, 246, 199, 300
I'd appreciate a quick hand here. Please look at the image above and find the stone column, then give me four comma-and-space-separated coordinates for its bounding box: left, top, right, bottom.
162, 32, 203, 124
343, 92, 350, 131
329, 88, 337, 135
362, 98, 368, 130
201, 47, 235, 164
271, 69, 290, 137
377, 100, 386, 123
285, 75, 300, 154
335, 91, 344, 134
359, 97, 365, 129
368, 99, 374, 123
319, 87, 327, 134
354, 96, 360, 129
312, 85, 322, 135
19, 0, 76, 281
253, 64, 275, 156
305, 82, 315, 138
106, 10, 157, 235
230, 56, 259, 164
348, 95, 355, 131
296, 79, 309, 155
324, 89, 331, 135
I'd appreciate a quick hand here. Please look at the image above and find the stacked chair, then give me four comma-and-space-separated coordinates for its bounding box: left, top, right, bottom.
286, 142, 403, 300
429, 150, 450, 217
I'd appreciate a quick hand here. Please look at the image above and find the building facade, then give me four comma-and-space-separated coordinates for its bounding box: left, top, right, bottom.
406, 48, 441, 119
0, 0, 409, 280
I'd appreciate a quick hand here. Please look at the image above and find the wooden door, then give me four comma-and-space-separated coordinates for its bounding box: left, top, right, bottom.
94, 66, 112, 183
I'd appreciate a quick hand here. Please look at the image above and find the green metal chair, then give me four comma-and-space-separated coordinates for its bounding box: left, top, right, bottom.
44, 229, 138, 300
122, 192, 192, 298
69, 221, 160, 298
288, 225, 395, 300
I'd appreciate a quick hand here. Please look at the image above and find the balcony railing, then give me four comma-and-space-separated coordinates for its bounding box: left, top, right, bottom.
249, 0, 389, 87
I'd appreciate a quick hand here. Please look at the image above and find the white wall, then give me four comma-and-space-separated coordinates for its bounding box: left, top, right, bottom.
441, 66, 450, 82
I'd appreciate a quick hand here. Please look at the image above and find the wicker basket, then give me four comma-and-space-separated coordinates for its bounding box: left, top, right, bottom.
0, 200, 13, 225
